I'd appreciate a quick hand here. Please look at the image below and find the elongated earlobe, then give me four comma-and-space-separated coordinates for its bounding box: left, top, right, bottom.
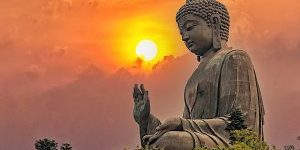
197, 55, 201, 62
210, 14, 221, 51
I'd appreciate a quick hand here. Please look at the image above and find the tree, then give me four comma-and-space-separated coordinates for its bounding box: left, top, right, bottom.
60, 143, 72, 150
225, 109, 247, 132
229, 129, 272, 150
35, 138, 58, 150
225, 109, 247, 144
194, 129, 275, 150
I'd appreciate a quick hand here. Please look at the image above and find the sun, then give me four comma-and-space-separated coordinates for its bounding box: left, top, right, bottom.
136, 40, 158, 61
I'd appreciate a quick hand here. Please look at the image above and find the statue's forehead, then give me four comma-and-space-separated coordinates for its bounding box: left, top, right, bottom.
177, 14, 201, 29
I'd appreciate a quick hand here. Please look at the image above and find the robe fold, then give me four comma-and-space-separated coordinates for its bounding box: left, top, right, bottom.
182, 49, 264, 147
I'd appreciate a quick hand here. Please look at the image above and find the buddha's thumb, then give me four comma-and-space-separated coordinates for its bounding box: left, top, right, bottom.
155, 126, 161, 131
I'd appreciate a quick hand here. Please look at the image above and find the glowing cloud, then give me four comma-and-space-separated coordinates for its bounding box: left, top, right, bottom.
112, 15, 176, 68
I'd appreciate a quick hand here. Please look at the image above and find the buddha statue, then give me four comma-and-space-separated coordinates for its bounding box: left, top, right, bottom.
133, 0, 265, 149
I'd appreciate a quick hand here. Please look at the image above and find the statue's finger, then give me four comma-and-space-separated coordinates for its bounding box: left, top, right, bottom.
133, 84, 141, 98
140, 84, 146, 95
142, 134, 152, 141
148, 135, 159, 144
143, 91, 149, 100
134, 84, 140, 93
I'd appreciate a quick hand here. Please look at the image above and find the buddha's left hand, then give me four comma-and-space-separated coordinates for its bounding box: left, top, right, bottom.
143, 117, 183, 144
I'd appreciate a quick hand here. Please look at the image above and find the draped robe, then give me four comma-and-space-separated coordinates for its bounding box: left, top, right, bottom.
141, 49, 265, 148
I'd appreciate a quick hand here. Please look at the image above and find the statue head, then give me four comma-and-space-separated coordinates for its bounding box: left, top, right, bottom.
176, 0, 230, 57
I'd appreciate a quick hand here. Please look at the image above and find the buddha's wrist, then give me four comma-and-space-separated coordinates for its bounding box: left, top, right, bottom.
138, 116, 150, 127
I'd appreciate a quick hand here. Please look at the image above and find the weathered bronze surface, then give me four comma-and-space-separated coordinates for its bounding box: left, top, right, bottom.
133, 0, 264, 149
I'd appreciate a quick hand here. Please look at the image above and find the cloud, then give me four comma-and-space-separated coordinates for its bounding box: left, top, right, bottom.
152, 55, 175, 70
0, 52, 197, 149
41, 0, 73, 18
87, 0, 99, 7
0, 38, 299, 149
24, 64, 44, 81
0, 0, 299, 149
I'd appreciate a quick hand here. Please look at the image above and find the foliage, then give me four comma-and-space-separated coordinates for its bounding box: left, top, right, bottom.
194, 129, 275, 150
225, 109, 247, 132
35, 138, 73, 150
60, 143, 72, 150
229, 129, 273, 150
225, 109, 248, 144
35, 138, 58, 150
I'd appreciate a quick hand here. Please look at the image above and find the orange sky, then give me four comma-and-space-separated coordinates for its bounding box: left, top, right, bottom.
1, 0, 187, 74
0, 0, 300, 149
1, 0, 298, 72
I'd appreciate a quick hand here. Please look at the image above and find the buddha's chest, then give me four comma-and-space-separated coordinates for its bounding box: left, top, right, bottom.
184, 63, 211, 114
184, 50, 234, 118
184, 56, 223, 118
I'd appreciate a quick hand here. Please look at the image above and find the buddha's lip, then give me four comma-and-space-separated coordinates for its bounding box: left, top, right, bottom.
187, 41, 194, 48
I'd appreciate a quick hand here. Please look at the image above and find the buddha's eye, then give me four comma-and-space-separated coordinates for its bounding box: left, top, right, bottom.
186, 25, 196, 31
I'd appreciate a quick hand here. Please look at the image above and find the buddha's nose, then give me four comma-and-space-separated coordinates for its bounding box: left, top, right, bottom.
182, 33, 189, 42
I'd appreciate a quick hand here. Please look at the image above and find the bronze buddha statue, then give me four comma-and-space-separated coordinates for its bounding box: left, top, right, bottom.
133, 0, 264, 149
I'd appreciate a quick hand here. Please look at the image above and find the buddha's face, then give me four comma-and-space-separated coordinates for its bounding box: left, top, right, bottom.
178, 14, 213, 56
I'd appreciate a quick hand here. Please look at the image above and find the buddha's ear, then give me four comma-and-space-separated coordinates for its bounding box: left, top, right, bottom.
210, 14, 221, 51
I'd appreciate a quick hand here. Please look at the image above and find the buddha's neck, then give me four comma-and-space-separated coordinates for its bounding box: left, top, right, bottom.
200, 50, 215, 62
199, 41, 229, 62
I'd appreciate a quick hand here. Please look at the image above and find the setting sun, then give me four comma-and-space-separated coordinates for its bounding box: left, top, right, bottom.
136, 40, 158, 61
113, 15, 181, 70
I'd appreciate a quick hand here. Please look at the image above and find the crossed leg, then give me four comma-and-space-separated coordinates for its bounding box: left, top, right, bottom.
150, 131, 194, 150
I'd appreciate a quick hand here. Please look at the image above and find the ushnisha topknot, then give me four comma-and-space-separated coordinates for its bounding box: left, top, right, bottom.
176, 0, 230, 41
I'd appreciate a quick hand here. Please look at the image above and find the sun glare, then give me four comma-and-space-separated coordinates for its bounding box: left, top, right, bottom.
136, 40, 157, 61
114, 15, 181, 71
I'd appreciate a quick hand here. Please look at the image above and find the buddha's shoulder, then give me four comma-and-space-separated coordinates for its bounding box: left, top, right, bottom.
208, 49, 250, 66
215, 49, 251, 61
218, 48, 249, 57
217, 49, 255, 69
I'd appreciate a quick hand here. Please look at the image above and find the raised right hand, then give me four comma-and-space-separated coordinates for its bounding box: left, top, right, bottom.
133, 84, 150, 125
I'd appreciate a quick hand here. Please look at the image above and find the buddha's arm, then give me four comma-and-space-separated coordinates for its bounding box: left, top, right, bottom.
180, 50, 264, 144
217, 50, 263, 133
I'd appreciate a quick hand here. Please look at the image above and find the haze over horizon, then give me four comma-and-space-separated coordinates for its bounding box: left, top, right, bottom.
0, 0, 300, 149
